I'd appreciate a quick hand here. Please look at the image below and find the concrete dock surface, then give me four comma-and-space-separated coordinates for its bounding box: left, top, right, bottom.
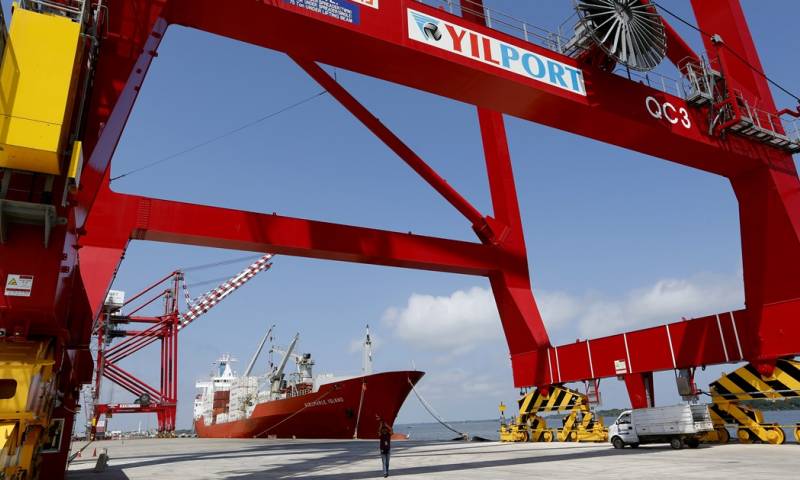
67, 438, 798, 479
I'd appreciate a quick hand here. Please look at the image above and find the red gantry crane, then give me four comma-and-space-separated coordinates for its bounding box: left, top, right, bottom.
90, 254, 273, 438
0, 0, 798, 476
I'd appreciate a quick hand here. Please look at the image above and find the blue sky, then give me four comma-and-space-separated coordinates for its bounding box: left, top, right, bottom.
86, 1, 799, 432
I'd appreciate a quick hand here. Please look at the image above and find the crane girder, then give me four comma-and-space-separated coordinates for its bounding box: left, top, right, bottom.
1, 1, 798, 474
76, 0, 800, 391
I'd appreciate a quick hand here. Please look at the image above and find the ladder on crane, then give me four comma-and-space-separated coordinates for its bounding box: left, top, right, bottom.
90, 254, 274, 439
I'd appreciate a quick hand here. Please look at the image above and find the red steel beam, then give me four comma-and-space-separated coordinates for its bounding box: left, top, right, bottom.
82, 189, 502, 277
292, 56, 492, 238
162, 0, 790, 178
76, 14, 168, 228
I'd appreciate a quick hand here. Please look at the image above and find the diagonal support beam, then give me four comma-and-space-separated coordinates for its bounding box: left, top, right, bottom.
76, 16, 168, 228
292, 56, 498, 242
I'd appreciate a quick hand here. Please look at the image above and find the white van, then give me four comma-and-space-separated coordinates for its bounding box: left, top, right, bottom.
608, 404, 713, 450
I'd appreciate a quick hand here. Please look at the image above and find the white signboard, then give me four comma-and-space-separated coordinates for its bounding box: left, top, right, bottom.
5, 274, 33, 297
407, 9, 586, 96
105, 290, 125, 307
614, 359, 628, 375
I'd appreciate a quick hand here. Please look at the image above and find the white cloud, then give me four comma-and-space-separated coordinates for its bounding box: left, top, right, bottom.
382, 287, 501, 356
383, 273, 744, 352
413, 368, 506, 402
572, 273, 744, 338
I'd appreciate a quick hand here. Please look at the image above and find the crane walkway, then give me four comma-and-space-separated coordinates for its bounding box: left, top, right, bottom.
67, 438, 797, 479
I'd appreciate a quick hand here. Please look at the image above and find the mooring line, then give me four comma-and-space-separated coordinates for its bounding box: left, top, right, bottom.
407, 378, 467, 439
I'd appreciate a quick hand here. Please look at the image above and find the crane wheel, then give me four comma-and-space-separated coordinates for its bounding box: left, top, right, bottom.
714, 427, 729, 444
795, 425, 800, 444
521, 431, 529, 442
766, 426, 785, 445
542, 430, 553, 442
737, 428, 753, 443
568, 431, 578, 442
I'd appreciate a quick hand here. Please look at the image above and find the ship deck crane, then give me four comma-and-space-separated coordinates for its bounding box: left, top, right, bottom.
0, 0, 798, 475
90, 254, 273, 438
243, 324, 275, 378
269, 334, 299, 394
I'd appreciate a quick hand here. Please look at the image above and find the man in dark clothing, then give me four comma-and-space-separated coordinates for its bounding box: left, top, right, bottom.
378, 419, 392, 477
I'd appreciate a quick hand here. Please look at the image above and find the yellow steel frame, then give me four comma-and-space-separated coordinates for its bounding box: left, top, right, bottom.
0, 340, 57, 479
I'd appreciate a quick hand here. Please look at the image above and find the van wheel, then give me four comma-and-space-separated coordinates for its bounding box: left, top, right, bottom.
612, 437, 625, 449
670, 438, 683, 450
630, 443, 639, 449
687, 438, 700, 449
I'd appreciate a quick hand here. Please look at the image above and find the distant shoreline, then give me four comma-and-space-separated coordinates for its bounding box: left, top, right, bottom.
397, 403, 800, 427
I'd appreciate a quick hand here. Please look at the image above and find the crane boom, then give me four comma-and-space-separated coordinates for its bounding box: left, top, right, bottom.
271, 334, 299, 393
244, 324, 275, 377
179, 254, 274, 330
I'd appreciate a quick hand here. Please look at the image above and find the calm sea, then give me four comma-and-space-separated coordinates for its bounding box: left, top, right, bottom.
394, 409, 800, 443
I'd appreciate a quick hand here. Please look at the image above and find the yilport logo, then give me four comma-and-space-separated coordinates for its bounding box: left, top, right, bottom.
407, 9, 586, 96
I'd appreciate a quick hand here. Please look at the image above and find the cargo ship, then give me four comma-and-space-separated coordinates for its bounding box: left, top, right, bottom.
193, 326, 423, 439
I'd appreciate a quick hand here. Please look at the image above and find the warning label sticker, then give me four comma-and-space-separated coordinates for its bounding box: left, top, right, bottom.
5, 274, 34, 297
351, 0, 378, 8
614, 359, 628, 375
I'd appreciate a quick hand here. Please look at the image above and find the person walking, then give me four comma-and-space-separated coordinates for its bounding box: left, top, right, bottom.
378, 419, 392, 477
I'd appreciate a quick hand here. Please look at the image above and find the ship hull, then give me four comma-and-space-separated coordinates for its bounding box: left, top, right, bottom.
194, 370, 423, 439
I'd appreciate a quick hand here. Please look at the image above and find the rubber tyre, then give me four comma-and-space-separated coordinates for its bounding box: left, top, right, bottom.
715, 427, 730, 444
612, 437, 625, 449
542, 430, 553, 442
686, 438, 700, 449
737, 428, 753, 444
569, 431, 578, 442
670, 438, 683, 450
766, 426, 785, 445
521, 431, 530, 443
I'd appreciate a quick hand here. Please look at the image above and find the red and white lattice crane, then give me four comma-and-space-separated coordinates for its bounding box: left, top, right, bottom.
90, 254, 273, 438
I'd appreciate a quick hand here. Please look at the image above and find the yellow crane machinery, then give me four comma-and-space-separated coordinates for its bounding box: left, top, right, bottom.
0, 3, 86, 175
499, 385, 607, 443
701, 358, 800, 445
0, 2, 93, 477
0, 341, 56, 480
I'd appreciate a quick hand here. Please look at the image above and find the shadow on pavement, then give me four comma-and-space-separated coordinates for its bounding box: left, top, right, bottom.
66, 439, 716, 479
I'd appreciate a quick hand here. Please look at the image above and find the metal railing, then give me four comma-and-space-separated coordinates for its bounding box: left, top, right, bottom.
414, 1, 699, 98
416, 0, 580, 56
730, 90, 800, 151
19, 0, 90, 26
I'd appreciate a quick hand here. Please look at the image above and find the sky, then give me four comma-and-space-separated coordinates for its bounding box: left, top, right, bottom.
79, 0, 800, 432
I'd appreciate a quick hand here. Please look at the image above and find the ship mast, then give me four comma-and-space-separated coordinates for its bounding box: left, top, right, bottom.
244, 324, 275, 377
362, 325, 373, 375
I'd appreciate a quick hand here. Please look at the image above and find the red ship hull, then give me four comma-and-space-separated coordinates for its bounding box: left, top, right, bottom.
194, 370, 424, 439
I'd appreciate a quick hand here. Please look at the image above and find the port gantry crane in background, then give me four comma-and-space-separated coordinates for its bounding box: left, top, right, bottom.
0, 0, 798, 476
89, 254, 273, 439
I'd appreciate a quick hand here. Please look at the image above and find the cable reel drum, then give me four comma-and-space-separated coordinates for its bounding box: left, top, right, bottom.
567, 0, 667, 72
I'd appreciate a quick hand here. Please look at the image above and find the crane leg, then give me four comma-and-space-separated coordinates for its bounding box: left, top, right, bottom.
501, 386, 607, 443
